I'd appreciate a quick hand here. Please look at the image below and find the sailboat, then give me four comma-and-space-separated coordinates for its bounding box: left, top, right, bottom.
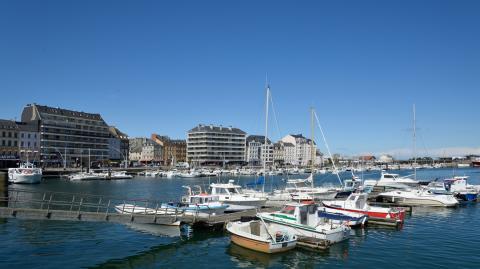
378, 105, 458, 207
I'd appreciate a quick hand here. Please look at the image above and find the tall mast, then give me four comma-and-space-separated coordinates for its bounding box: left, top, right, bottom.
310, 107, 315, 188
413, 104, 416, 180
263, 83, 269, 193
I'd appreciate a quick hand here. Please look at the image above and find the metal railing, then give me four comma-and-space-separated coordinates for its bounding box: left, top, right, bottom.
0, 188, 211, 221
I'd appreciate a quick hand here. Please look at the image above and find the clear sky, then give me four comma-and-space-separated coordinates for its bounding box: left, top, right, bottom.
0, 0, 479, 159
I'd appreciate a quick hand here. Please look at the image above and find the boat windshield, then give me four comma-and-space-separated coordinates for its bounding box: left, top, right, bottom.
228, 188, 240, 194
190, 197, 204, 204
280, 206, 296, 215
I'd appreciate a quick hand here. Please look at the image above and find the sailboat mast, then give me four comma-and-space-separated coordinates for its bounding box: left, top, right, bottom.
413, 104, 417, 180
310, 107, 315, 188
263, 84, 269, 193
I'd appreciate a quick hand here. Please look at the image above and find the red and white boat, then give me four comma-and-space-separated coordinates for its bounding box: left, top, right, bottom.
322, 193, 406, 223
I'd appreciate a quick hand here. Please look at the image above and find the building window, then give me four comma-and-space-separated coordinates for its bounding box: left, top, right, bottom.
21, 133, 24, 138
1, 131, 4, 137
8, 140, 11, 146
14, 141, 17, 147
28, 133, 31, 139
8, 132, 11, 138
1, 140, 4, 146
28, 142, 31, 147
21, 141, 24, 147
14, 133, 17, 138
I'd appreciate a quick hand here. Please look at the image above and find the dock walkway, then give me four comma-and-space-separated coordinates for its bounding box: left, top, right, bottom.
0, 188, 263, 227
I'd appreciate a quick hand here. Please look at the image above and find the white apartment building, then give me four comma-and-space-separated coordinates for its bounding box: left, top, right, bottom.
245, 135, 273, 166
281, 134, 316, 166
187, 124, 246, 166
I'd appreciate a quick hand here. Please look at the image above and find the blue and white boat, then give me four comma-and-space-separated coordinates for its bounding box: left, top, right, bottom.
445, 176, 478, 202
177, 185, 230, 214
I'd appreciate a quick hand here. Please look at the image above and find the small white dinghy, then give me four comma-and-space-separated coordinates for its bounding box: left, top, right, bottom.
226, 219, 297, 254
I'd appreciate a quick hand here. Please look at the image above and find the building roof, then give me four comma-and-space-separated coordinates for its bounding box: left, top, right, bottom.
283, 142, 295, 147
23, 103, 105, 121
15, 121, 39, 132
0, 119, 18, 130
109, 126, 128, 139
188, 124, 246, 135
246, 135, 272, 144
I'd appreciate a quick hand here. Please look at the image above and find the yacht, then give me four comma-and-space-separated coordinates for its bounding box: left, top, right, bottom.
377, 188, 459, 207
178, 186, 229, 214
8, 162, 42, 184
210, 180, 267, 208
257, 202, 351, 245
376, 172, 419, 188
109, 171, 133, 179
69, 171, 106, 181
323, 193, 406, 224
281, 174, 337, 201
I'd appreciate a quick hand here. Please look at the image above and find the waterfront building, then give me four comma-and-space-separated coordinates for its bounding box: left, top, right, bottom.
16, 121, 40, 163
108, 126, 129, 164
20, 104, 110, 167
273, 142, 285, 166
281, 134, 316, 166
272, 141, 296, 166
0, 119, 19, 168
151, 134, 186, 166
378, 154, 394, 164
128, 137, 162, 164
187, 124, 246, 167
245, 135, 273, 167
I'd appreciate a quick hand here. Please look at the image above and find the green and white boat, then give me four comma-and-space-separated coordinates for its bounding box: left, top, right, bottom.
257, 202, 351, 245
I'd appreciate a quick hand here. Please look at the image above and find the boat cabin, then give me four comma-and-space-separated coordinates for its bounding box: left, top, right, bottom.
210, 180, 245, 195
275, 203, 323, 226
182, 185, 221, 204
343, 193, 369, 210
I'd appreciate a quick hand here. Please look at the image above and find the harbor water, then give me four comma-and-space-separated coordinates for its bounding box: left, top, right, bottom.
1, 168, 480, 268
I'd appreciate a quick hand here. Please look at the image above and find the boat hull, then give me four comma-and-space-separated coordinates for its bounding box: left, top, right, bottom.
322, 201, 405, 223
381, 196, 457, 207
230, 234, 296, 254
8, 173, 42, 184
261, 216, 349, 244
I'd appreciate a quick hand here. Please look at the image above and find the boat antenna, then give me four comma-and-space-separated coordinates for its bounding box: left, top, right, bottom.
313, 109, 343, 186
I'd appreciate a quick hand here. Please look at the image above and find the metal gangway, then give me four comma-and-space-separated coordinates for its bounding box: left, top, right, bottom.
0, 188, 257, 227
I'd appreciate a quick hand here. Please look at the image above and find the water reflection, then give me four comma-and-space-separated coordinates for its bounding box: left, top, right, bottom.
90, 230, 224, 269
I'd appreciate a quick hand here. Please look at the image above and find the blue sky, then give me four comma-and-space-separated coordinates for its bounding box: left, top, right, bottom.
1, 0, 479, 158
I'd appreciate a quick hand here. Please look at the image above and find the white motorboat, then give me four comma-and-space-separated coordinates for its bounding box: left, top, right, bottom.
279, 174, 337, 201
377, 188, 459, 207
8, 162, 42, 184
179, 186, 229, 214
323, 193, 406, 223
258, 202, 351, 245
69, 171, 106, 181
210, 180, 267, 208
109, 171, 133, 179
226, 220, 297, 254
376, 172, 419, 188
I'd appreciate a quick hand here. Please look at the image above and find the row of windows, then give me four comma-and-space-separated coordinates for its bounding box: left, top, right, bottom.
1, 140, 17, 147
20, 133, 37, 139
20, 141, 37, 148
1, 131, 17, 138
42, 114, 104, 126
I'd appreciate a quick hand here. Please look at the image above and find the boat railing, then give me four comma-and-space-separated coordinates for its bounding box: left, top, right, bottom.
0, 188, 197, 218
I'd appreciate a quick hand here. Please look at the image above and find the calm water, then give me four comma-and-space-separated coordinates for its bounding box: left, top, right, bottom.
1, 168, 480, 268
